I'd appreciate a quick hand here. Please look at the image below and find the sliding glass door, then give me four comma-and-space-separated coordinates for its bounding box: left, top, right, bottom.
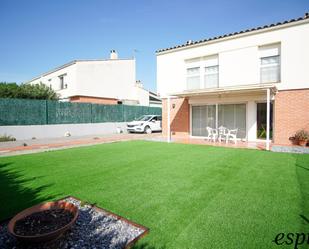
191, 104, 246, 138
218, 104, 246, 138
192, 105, 215, 136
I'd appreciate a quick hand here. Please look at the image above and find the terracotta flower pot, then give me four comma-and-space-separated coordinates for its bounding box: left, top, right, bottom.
8, 201, 79, 243
298, 140, 308, 146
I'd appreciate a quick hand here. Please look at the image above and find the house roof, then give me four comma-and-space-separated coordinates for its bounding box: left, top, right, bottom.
26, 58, 134, 83
156, 12, 309, 54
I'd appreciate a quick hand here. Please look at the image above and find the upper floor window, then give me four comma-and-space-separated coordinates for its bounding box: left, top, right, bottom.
58, 74, 67, 90
186, 67, 200, 90
259, 44, 280, 83
204, 65, 219, 88
204, 55, 219, 88
186, 54, 218, 90
59, 76, 64, 89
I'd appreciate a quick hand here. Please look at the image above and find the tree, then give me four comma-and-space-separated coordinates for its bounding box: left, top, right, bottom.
0, 82, 19, 98
0, 82, 59, 100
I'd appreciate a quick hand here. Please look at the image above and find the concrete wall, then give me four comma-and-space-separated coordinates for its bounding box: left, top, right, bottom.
75, 60, 136, 100
28, 59, 136, 100
0, 122, 127, 140
28, 58, 153, 106
157, 19, 309, 97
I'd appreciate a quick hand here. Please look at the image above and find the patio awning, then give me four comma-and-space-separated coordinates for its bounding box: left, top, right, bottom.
166, 83, 276, 151
169, 83, 277, 97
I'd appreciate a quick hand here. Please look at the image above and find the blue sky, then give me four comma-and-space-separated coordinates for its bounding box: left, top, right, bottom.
0, 0, 308, 92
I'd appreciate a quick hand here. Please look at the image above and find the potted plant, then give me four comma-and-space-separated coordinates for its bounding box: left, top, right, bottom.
294, 130, 309, 146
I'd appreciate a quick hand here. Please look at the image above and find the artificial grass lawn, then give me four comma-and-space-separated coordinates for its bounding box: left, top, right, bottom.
0, 141, 308, 249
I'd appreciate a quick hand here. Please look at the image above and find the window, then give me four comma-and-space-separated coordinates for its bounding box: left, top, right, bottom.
257, 103, 273, 139
192, 105, 216, 136
218, 104, 246, 139
59, 75, 65, 89
186, 54, 218, 90
137, 115, 152, 121
186, 67, 200, 90
260, 56, 280, 83
203, 55, 218, 88
204, 65, 219, 88
259, 44, 280, 83
192, 104, 246, 138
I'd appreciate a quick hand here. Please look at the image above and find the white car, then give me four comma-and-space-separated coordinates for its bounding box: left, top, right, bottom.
127, 115, 162, 134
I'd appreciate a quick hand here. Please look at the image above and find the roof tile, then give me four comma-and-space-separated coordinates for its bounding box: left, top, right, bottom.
156, 12, 309, 53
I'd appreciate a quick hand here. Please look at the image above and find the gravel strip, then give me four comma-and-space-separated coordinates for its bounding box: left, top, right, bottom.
0, 197, 145, 249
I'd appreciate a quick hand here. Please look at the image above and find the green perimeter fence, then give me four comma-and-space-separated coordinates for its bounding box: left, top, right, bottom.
0, 98, 161, 126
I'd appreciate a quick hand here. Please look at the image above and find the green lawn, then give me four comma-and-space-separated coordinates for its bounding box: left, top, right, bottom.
0, 141, 308, 249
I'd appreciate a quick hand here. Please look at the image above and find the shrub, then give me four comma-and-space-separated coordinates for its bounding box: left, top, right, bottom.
0, 82, 59, 100
0, 134, 16, 142
294, 130, 309, 141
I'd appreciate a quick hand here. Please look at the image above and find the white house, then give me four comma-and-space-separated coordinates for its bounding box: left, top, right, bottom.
157, 12, 309, 148
27, 50, 161, 106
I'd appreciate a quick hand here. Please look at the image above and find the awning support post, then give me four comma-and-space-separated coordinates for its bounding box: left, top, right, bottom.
266, 88, 270, 151
167, 96, 171, 143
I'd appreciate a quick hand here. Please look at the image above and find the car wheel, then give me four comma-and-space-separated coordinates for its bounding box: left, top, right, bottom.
144, 126, 152, 134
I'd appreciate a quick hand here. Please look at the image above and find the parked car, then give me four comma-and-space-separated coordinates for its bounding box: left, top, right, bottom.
127, 115, 162, 134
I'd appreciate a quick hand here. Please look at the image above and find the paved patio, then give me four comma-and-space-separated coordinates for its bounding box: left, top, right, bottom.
0, 133, 271, 157
146, 136, 268, 150
0, 133, 162, 156
0, 131, 280, 157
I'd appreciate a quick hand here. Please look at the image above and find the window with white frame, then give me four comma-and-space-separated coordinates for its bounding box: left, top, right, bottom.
203, 55, 219, 88
58, 74, 68, 90
186, 67, 200, 90
259, 44, 280, 83
204, 65, 219, 88
59, 75, 64, 89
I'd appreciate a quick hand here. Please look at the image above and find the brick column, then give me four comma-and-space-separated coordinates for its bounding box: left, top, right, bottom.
274, 89, 309, 145
162, 97, 190, 138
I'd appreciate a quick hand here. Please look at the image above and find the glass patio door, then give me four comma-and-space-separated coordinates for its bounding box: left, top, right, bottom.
191, 104, 246, 139
218, 104, 246, 138
192, 105, 216, 136
256, 103, 273, 139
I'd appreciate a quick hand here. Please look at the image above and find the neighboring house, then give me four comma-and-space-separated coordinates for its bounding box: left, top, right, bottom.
27, 50, 161, 107
156, 12, 309, 148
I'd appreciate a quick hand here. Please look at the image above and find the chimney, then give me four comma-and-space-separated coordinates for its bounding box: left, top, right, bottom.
135, 80, 143, 88
110, 50, 118, 59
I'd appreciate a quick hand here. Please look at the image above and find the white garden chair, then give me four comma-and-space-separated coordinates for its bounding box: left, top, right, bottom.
206, 127, 218, 142
225, 129, 238, 144
218, 126, 228, 142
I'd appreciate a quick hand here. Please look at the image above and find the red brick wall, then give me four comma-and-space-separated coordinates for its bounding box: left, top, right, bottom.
70, 96, 118, 105
274, 89, 309, 145
162, 97, 190, 138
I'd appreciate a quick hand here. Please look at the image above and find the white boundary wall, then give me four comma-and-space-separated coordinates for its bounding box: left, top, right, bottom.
0, 122, 127, 140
